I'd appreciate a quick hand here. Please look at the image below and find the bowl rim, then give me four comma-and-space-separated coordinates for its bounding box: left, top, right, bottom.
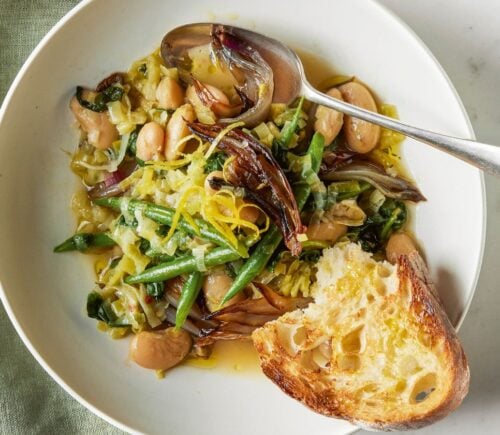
0, 0, 486, 434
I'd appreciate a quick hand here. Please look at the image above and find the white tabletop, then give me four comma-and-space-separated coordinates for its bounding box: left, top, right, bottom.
359, 1, 500, 434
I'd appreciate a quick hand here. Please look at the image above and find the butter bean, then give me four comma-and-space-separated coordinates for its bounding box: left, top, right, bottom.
338, 82, 381, 153
136, 121, 165, 161
130, 327, 192, 371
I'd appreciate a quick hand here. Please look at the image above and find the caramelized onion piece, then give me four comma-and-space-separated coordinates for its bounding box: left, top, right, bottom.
204, 283, 311, 321
189, 123, 305, 255
199, 285, 313, 346
211, 26, 273, 126
214, 312, 279, 326
254, 282, 312, 311
205, 297, 281, 319
321, 160, 426, 202
320, 150, 355, 173
165, 306, 202, 337
87, 175, 124, 200
87, 160, 137, 199
196, 330, 252, 347
198, 321, 257, 347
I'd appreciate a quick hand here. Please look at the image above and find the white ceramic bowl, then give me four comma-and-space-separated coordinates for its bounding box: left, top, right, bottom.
0, 0, 485, 434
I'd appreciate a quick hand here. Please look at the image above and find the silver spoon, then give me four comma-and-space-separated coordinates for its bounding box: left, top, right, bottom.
163, 23, 500, 175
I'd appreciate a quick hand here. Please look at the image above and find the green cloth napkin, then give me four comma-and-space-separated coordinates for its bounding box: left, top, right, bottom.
0, 1, 123, 433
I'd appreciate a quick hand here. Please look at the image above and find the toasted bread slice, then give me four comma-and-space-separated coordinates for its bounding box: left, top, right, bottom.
252, 243, 469, 431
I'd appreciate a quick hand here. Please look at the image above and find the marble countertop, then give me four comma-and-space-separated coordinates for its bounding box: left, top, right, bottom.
363, 1, 500, 434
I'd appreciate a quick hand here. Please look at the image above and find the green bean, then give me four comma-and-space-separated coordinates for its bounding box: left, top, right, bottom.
175, 272, 203, 329
54, 232, 115, 253
280, 96, 305, 148
220, 132, 325, 305
144, 249, 175, 263
93, 197, 248, 257
125, 247, 239, 284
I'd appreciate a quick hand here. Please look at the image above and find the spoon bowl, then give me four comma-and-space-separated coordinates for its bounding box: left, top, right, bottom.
162, 23, 303, 105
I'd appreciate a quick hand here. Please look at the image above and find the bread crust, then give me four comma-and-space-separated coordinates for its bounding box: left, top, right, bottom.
252, 251, 469, 431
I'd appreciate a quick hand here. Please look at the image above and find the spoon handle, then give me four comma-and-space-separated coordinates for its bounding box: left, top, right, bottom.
302, 82, 499, 176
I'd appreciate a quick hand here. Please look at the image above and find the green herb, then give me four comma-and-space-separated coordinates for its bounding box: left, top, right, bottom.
279, 96, 305, 149
109, 257, 121, 269
87, 292, 103, 320
117, 215, 138, 228
146, 282, 165, 301
225, 260, 243, 279
349, 198, 407, 253
266, 244, 285, 272
127, 128, 139, 155
299, 249, 322, 263
155, 225, 169, 237
86, 292, 129, 326
75, 86, 106, 112
271, 138, 290, 169
379, 199, 407, 240
139, 238, 151, 254
306, 180, 372, 212
102, 86, 124, 102
204, 152, 227, 173
75, 85, 124, 113
127, 127, 145, 165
